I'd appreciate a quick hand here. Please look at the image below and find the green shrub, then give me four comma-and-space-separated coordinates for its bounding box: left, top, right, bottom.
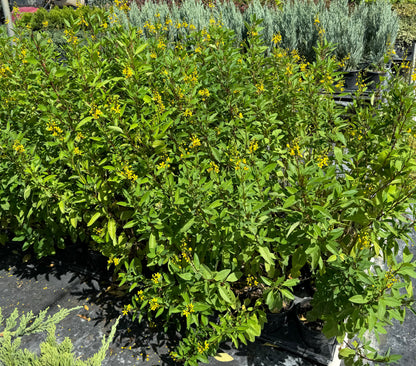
0, 306, 119, 366
1, 10, 416, 366
18, 5, 107, 31
394, 2, 416, 46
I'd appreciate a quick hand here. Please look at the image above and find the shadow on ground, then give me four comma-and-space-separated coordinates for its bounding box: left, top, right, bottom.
0, 243, 322, 366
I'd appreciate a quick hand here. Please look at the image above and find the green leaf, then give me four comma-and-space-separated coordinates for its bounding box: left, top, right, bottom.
339, 348, 356, 357
312, 205, 331, 219
108, 219, 116, 242
280, 288, 294, 300
218, 285, 235, 304
215, 269, 231, 282
226, 272, 240, 282
334, 146, 343, 164
134, 43, 148, 55
87, 212, 101, 227
178, 272, 193, 281
180, 218, 195, 233
70, 217, 78, 228
283, 195, 296, 209
123, 221, 136, 229
149, 233, 157, 252
76, 116, 93, 130
349, 295, 368, 304
108, 125, 123, 133
380, 296, 402, 307
23, 186, 31, 200
258, 246, 276, 265
262, 163, 277, 174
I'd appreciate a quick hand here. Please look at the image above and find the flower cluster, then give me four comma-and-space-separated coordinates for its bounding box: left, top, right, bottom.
384, 269, 399, 290
64, 29, 79, 45
184, 70, 198, 84
114, 0, 130, 11
151, 272, 162, 284
180, 239, 192, 263
357, 232, 371, 250
46, 121, 64, 138
137, 290, 144, 301
287, 140, 302, 157
122, 66, 133, 78
182, 303, 194, 317
12, 141, 25, 153
90, 106, 102, 119
198, 88, 210, 101
0, 65, 11, 78
197, 341, 209, 354
249, 139, 258, 154
122, 165, 137, 181
122, 304, 132, 315
246, 275, 258, 287
149, 297, 160, 311
272, 33, 282, 45
152, 90, 165, 112
317, 154, 329, 168
189, 135, 201, 149
207, 161, 219, 173
157, 156, 171, 170
108, 257, 120, 266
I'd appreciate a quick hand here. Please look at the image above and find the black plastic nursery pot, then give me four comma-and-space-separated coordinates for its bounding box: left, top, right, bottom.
342, 70, 360, 91
362, 70, 387, 91
394, 41, 416, 62
260, 302, 338, 366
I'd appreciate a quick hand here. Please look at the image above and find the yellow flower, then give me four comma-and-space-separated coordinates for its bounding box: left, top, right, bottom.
137, 290, 144, 301
122, 304, 132, 315
197, 341, 209, 354
122, 165, 138, 181
256, 83, 265, 93
207, 161, 219, 173
286, 141, 302, 157
73, 147, 82, 155
42, 20, 48, 28
182, 303, 195, 317
91, 108, 102, 119
149, 298, 160, 311
122, 66, 133, 78
150, 52, 157, 59
189, 135, 201, 148
272, 33, 282, 45
183, 109, 193, 117
249, 139, 258, 154
317, 154, 329, 168
246, 275, 258, 287
12, 141, 25, 153
113, 257, 120, 266
152, 272, 162, 284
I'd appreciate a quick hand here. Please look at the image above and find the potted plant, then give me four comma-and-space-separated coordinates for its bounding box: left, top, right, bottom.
361, 0, 398, 90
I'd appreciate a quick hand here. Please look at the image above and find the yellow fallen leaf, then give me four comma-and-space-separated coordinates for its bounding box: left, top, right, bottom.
84, 305, 89, 311
213, 353, 234, 362
263, 342, 279, 348
299, 315, 307, 321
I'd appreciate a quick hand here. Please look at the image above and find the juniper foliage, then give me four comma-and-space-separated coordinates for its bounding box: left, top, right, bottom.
0, 307, 120, 366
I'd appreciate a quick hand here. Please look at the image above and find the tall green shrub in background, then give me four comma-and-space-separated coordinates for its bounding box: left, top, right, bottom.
1, 5, 415, 366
